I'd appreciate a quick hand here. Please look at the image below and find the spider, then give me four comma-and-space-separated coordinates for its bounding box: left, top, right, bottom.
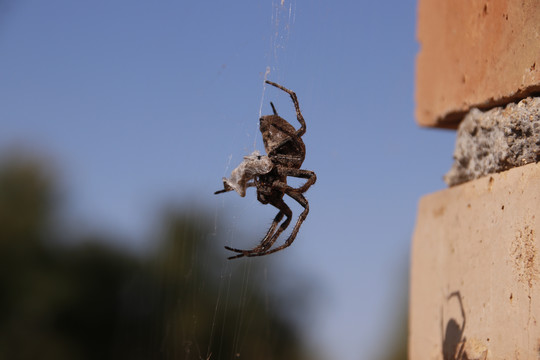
215, 80, 316, 259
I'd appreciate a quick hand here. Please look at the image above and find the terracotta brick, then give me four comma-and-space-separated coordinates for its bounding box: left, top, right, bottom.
416, 0, 540, 128
409, 162, 540, 358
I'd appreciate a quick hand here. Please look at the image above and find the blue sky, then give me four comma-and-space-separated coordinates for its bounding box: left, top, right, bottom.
0, 1, 457, 359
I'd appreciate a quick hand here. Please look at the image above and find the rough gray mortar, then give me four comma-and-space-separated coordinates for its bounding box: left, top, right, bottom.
445, 97, 540, 187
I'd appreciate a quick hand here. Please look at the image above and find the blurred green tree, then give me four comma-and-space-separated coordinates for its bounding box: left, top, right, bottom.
0, 154, 309, 360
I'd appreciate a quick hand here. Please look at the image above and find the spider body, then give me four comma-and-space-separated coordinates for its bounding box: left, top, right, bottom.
256, 112, 305, 204
215, 80, 316, 259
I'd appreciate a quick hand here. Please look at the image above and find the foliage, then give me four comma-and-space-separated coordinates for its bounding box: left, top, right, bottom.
0, 155, 309, 360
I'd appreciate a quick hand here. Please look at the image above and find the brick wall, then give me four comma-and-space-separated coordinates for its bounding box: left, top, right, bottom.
410, 0, 540, 358
415, 0, 540, 128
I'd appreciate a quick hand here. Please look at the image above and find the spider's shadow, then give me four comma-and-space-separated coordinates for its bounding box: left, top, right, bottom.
441, 291, 467, 360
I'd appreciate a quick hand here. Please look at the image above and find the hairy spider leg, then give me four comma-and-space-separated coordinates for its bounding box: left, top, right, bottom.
265, 80, 306, 136
279, 168, 316, 193
245, 191, 309, 257
225, 168, 317, 260
270, 101, 278, 115
255, 199, 292, 252
224, 197, 292, 260
225, 167, 316, 259
224, 207, 285, 256
240, 167, 315, 257
253, 198, 292, 252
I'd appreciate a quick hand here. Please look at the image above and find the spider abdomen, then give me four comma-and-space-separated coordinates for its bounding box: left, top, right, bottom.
260, 115, 305, 168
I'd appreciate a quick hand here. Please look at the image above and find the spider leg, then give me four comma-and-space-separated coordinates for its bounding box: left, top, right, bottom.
254, 199, 292, 252
265, 80, 306, 136
278, 167, 317, 193
270, 101, 278, 115
244, 191, 309, 257
224, 209, 284, 256
241, 176, 310, 256
224, 198, 292, 260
